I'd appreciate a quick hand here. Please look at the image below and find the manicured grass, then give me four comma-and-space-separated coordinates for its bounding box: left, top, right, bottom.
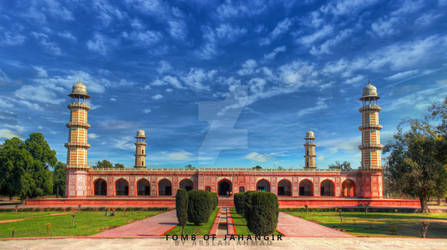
285, 210, 447, 238
165, 208, 218, 236
0, 211, 161, 238
230, 208, 281, 236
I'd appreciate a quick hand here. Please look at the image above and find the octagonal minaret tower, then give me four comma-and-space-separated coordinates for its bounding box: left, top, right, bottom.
304, 130, 316, 169
134, 129, 147, 168
359, 82, 383, 170
65, 81, 91, 197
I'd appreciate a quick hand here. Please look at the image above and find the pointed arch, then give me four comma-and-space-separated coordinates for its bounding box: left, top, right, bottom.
94, 178, 107, 196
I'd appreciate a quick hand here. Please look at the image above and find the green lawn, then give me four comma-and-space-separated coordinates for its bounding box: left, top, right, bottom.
165, 208, 218, 236
0, 211, 161, 238
285, 210, 447, 238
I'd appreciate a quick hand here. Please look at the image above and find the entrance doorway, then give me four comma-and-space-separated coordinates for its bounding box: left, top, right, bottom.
218, 179, 232, 196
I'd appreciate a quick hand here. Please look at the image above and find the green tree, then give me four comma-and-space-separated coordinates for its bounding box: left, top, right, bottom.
114, 163, 125, 168
175, 189, 188, 235
0, 136, 53, 200
328, 161, 352, 171
384, 119, 447, 212
246, 192, 279, 235
252, 165, 262, 170
25, 133, 57, 168
53, 162, 65, 197
93, 160, 114, 168
185, 164, 195, 170
187, 190, 212, 225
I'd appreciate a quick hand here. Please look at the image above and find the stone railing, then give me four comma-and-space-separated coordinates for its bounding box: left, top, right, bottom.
88, 167, 354, 173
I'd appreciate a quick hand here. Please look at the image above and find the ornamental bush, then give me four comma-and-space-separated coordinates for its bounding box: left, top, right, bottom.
243, 191, 258, 219
187, 190, 213, 225
233, 192, 244, 214
175, 189, 188, 234
208, 192, 218, 210
246, 192, 279, 235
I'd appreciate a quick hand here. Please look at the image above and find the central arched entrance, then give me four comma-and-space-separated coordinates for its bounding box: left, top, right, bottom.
158, 179, 172, 196
218, 179, 232, 196
320, 180, 335, 196
256, 179, 270, 192
277, 179, 291, 196
299, 179, 313, 196
115, 179, 129, 196
137, 179, 150, 196
179, 179, 194, 191
94, 179, 107, 196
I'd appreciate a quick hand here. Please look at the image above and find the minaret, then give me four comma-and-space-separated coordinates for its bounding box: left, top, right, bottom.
65, 81, 91, 197
359, 82, 383, 170
304, 130, 316, 169
135, 129, 147, 168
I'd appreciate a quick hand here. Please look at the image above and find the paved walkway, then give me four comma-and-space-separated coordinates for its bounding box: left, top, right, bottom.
277, 212, 354, 237
94, 210, 178, 237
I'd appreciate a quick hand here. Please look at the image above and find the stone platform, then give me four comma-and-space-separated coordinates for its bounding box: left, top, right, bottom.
24, 197, 420, 209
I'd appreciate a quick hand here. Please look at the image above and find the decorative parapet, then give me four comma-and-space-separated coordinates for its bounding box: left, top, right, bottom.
88, 167, 352, 173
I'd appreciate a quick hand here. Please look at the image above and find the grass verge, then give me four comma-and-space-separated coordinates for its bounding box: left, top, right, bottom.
0, 210, 161, 238
165, 208, 218, 236
285, 210, 447, 238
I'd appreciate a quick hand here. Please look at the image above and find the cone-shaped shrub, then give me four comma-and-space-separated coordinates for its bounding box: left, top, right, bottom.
187, 190, 212, 225
208, 192, 218, 210
246, 192, 279, 235
175, 189, 188, 234
234, 192, 244, 214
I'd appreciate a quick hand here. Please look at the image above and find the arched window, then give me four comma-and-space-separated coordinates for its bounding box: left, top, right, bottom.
205, 186, 211, 192
277, 179, 291, 196
239, 186, 245, 193
342, 179, 355, 197
158, 179, 172, 196
256, 179, 270, 192
299, 180, 313, 196
115, 179, 129, 196
179, 179, 194, 191
320, 180, 335, 196
137, 179, 150, 196
94, 179, 107, 196
218, 179, 232, 196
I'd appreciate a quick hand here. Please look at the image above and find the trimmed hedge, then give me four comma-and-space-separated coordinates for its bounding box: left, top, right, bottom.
208, 192, 218, 210
187, 190, 213, 225
246, 192, 279, 235
234, 192, 244, 214
243, 191, 258, 220
176, 188, 188, 233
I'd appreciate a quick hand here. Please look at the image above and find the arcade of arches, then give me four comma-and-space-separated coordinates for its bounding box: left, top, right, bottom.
92, 177, 358, 197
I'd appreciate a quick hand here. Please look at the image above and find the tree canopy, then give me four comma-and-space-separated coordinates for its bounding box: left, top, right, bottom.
252, 165, 262, 170
328, 161, 352, 171
384, 97, 447, 212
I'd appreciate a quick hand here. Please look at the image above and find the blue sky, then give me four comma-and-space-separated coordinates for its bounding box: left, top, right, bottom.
0, 0, 447, 169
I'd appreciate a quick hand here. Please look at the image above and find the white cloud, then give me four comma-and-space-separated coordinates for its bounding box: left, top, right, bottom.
31, 32, 61, 55
157, 61, 172, 74
260, 18, 292, 46
0, 31, 26, 46
310, 29, 352, 55
110, 97, 117, 102
0, 129, 20, 139
345, 75, 365, 85
87, 33, 110, 55
88, 133, 99, 139
320, 0, 378, 16
215, 24, 246, 41
319, 136, 361, 153
167, 151, 193, 161
237, 59, 257, 76
143, 108, 151, 114
58, 31, 76, 41
99, 120, 138, 130
298, 25, 333, 46
15, 85, 64, 104
112, 136, 134, 150
244, 152, 270, 162
297, 97, 329, 117
264, 46, 286, 60
371, 16, 399, 37
33, 66, 48, 78
216, 1, 267, 19
385, 83, 447, 112
385, 70, 419, 81
152, 94, 163, 100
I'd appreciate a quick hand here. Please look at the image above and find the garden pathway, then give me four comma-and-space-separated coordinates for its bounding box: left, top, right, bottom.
277, 212, 354, 237
93, 210, 177, 237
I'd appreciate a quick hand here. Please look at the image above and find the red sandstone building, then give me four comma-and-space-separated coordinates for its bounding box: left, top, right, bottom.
28, 82, 419, 208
